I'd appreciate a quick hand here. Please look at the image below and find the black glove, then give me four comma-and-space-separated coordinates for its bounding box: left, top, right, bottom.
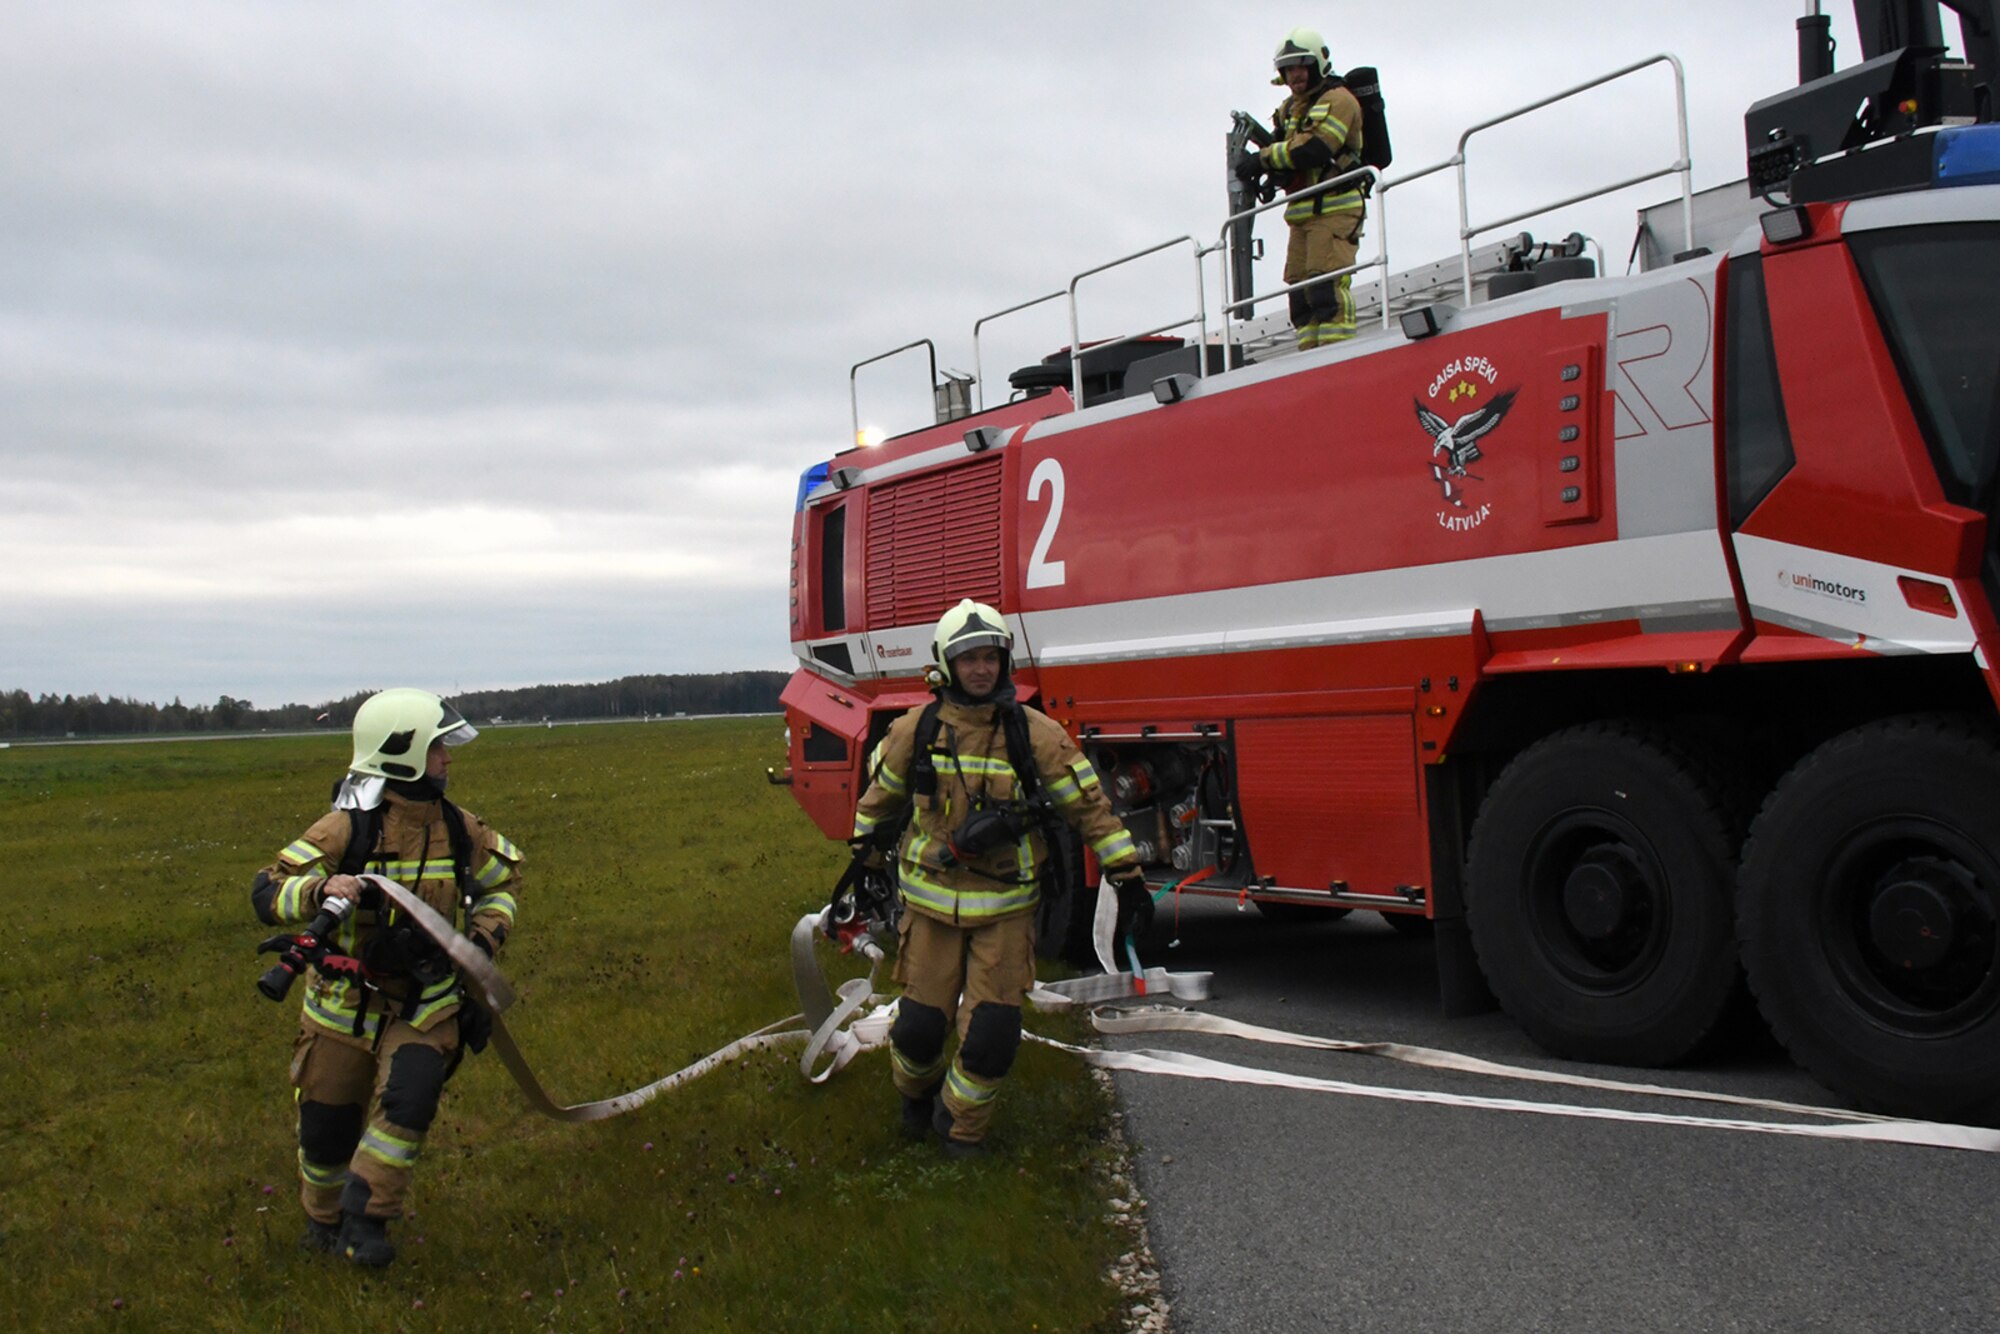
1108, 867, 1154, 940
456, 995, 493, 1054
854, 866, 895, 919
1230, 146, 1264, 181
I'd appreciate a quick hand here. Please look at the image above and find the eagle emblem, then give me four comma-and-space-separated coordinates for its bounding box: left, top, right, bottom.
1415, 388, 1518, 509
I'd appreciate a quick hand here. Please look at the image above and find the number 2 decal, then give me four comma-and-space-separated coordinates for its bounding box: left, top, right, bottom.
1025, 457, 1067, 589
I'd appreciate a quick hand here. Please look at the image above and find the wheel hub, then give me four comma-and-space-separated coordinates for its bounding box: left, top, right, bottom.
1867, 857, 1965, 971
1562, 847, 1644, 941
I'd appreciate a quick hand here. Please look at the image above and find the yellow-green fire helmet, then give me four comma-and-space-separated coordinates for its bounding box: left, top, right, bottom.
1272, 27, 1330, 83
349, 688, 478, 781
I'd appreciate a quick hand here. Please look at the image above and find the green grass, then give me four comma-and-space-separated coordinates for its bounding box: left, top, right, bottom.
0, 720, 1130, 1331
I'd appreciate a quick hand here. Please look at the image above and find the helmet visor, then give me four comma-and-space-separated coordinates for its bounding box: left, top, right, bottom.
944, 632, 1012, 661
437, 700, 478, 747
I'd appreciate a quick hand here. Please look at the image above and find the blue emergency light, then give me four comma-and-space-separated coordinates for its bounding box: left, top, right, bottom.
794, 461, 830, 512
1935, 124, 2000, 187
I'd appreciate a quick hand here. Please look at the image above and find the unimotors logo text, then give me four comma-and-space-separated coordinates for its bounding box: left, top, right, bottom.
875, 644, 914, 658
1415, 354, 1518, 534
1779, 569, 1867, 604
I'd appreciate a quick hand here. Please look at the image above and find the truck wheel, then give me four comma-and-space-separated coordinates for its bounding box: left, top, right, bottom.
1465, 724, 1740, 1065
1739, 718, 2000, 1123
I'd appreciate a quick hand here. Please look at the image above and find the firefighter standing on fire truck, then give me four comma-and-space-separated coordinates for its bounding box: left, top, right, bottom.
848, 600, 1148, 1156
1236, 27, 1366, 348
250, 688, 522, 1268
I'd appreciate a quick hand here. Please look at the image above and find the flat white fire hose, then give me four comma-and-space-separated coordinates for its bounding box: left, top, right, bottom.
368, 876, 857, 1122
368, 875, 2000, 1152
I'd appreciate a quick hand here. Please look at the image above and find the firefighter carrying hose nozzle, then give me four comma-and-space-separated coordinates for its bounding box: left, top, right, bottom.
250, 688, 524, 1268
1232, 26, 1366, 349
842, 599, 1147, 1157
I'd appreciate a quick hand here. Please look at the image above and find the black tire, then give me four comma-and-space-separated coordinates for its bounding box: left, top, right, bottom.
1465, 723, 1741, 1065
1738, 718, 2000, 1122
1253, 900, 1352, 924
1381, 910, 1434, 937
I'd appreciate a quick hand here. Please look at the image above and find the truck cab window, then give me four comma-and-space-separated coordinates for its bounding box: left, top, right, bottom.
1850, 223, 2000, 513
819, 504, 847, 633
1723, 253, 1795, 526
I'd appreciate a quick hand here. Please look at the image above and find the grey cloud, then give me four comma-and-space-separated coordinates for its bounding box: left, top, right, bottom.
2, 1, 1868, 703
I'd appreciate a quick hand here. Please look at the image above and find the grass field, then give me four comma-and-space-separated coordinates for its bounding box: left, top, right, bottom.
0, 719, 1133, 1331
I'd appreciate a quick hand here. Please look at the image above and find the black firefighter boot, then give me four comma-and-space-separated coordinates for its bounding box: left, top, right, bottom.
900, 1084, 940, 1141
338, 1212, 396, 1268
300, 1217, 340, 1254
932, 1098, 987, 1160
337, 1178, 395, 1268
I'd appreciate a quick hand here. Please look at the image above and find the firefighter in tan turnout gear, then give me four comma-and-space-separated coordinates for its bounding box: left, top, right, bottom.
1236, 26, 1366, 348
250, 688, 522, 1268
848, 600, 1149, 1156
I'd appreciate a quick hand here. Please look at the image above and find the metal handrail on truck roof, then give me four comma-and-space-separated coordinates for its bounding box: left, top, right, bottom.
1063, 235, 1210, 405
853, 52, 1698, 442
972, 290, 1063, 414
1452, 53, 1694, 297
848, 338, 937, 449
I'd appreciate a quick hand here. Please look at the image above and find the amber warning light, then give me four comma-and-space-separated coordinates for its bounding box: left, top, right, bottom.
1897, 576, 1958, 618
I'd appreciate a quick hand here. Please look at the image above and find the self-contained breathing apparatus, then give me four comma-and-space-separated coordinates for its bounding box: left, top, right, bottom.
335, 796, 477, 984
249, 793, 493, 1051
821, 694, 1069, 947
1230, 70, 1391, 199
913, 693, 1056, 869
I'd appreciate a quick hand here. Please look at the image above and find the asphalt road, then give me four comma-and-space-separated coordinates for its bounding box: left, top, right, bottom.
1108, 899, 1997, 1334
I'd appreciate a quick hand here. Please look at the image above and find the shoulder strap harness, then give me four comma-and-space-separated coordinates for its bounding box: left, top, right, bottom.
335, 798, 478, 1037
337, 798, 475, 894
907, 697, 1046, 805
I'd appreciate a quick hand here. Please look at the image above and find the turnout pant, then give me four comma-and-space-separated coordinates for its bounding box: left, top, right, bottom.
289, 1016, 460, 1224
1284, 208, 1365, 349
889, 910, 1036, 1144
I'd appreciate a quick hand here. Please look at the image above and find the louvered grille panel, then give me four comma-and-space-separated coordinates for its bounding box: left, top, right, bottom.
865, 459, 1004, 627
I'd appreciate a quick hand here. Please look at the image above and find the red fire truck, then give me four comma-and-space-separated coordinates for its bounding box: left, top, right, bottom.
775, 2, 2000, 1122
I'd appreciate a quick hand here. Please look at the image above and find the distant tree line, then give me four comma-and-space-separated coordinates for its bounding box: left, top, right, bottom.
0, 671, 789, 739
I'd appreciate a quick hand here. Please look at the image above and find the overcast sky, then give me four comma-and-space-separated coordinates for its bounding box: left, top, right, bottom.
3, 2, 1890, 708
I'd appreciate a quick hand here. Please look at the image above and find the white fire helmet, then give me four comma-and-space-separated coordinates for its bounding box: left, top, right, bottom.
930, 599, 1013, 688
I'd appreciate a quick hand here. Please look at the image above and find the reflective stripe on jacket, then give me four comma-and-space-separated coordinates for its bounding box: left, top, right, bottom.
1265, 80, 1365, 224
253, 792, 524, 1039
851, 695, 1138, 926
